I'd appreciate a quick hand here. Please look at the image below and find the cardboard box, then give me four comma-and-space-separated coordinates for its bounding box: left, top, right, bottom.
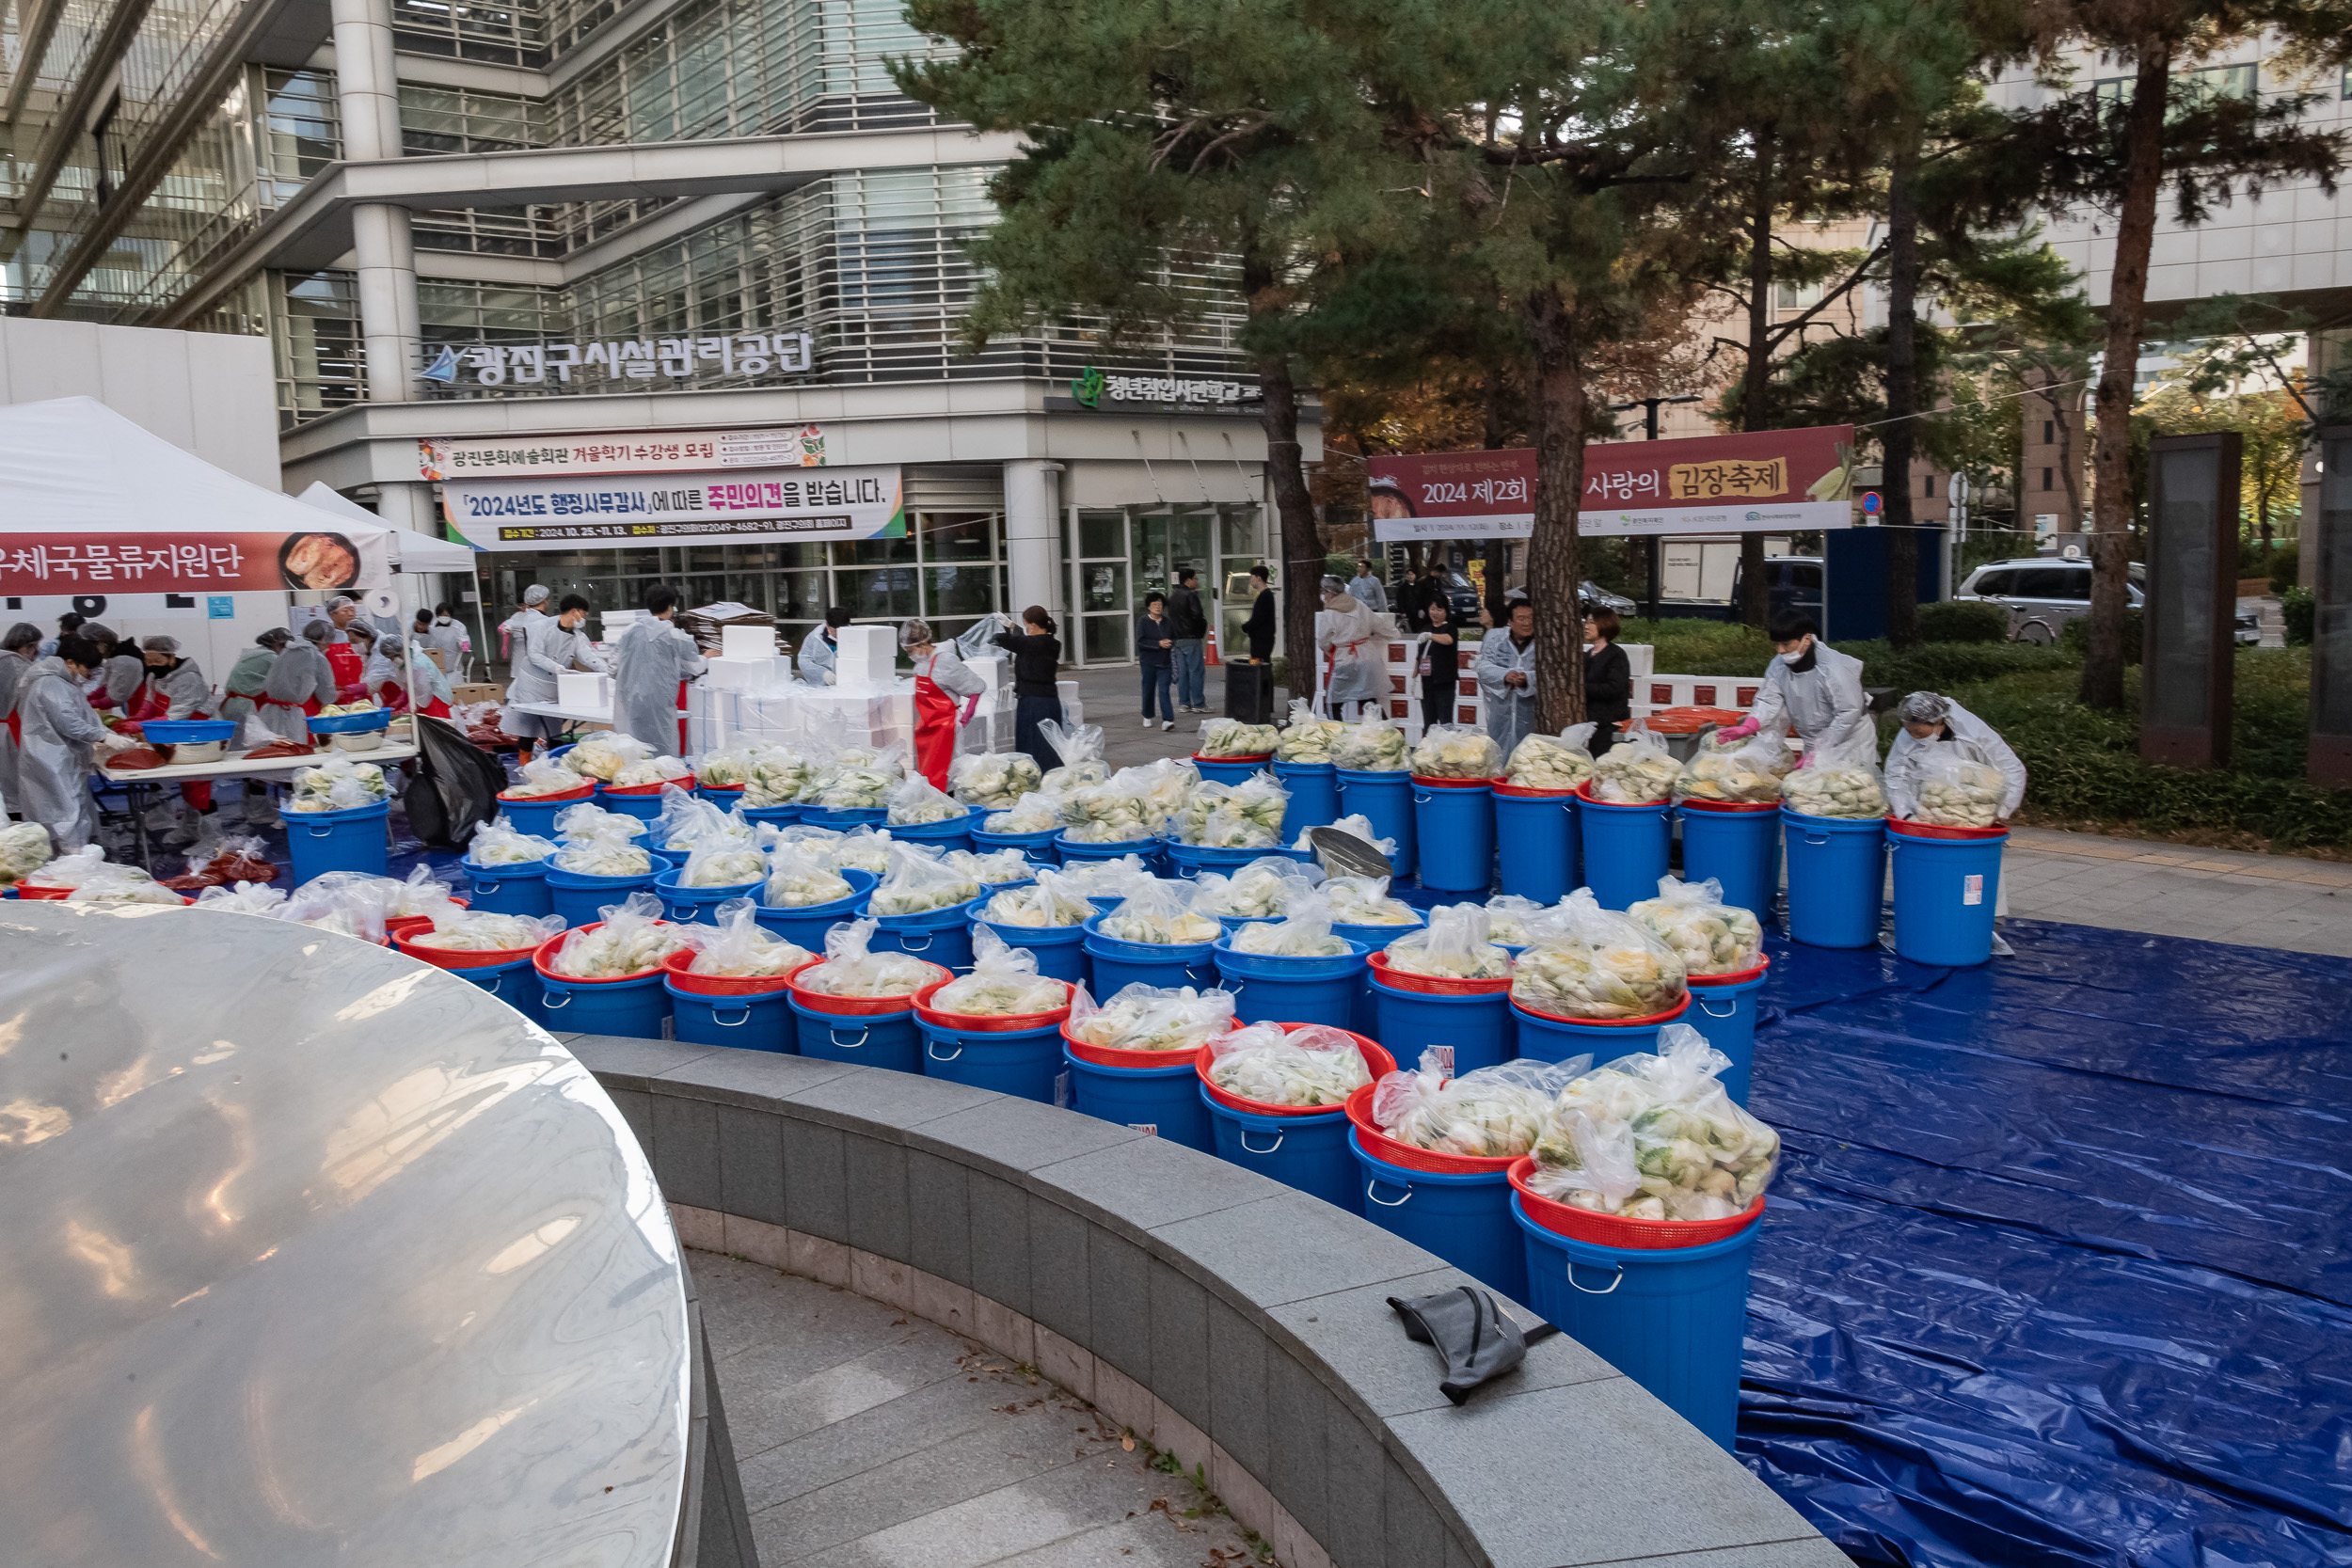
453, 683, 502, 706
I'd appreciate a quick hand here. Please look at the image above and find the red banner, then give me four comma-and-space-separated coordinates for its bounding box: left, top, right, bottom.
0, 531, 377, 595
1366, 425, 1856, 540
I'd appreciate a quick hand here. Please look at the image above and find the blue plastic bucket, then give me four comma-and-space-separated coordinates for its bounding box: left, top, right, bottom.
536, 967, 670, 1040
285, 800, 389, 884
803, 805, 888, 831
1886, 824, 2009, 967
1334, 769, 1414, 872
645, 846, 692, 872
1193, 755, 1272, 787
1781, 808, 1885, 949
1353, 1134, 1524, 1302
697, 784, 746, 807
1080, 911, 1219, 994
1211, 939, 1371, 1030
495, 787, 596, 838
1368, 973, 1515, 1074
1514, 1197, 1762, 1451
889, 806, 982, 854
1056, 833, 1167, 876
596, 784, 674, 823
1332, 917, 1421, 951
1576, 790, 1670, 911
451, 954, 549, 1029
918, 1012, 1066, 1102
1202, 1088, 1358, 1212
1511, 994, 1690, 1066
871, 900, 976, 971
1165, 840, 1279, 881
1062, 1046, 1213, 1151
1273, 761, 1339, 842
1686, 968, 1766, 1104
753, 867, 876, 950
652, 866, 765, 925
1677, 803, 1780, 918
973, 825, 1060, 869
544, 864, 660, 929
969, 900, 1089, 987
1410, 780, 1496, 893
789, 995, 921, 1073
665, 979, 794, 1051
1492, 786, 1579, 903
465, 858, 554, 919
742, 801, 801, 828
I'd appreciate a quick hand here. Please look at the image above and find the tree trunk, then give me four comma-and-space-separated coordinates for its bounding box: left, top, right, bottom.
1482, 369, 1513, 623
1259, 347, 1321, 700
2083, 41, 2170, 708
1524, 284, 1588, 732
1737, 131, 1777, 630
1883, 138, 1922, 649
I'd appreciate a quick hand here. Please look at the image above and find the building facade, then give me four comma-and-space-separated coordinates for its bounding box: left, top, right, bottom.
2, 0, 1310, 664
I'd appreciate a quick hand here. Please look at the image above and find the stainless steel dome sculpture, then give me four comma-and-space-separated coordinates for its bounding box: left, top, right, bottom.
0, 901, 691, 1567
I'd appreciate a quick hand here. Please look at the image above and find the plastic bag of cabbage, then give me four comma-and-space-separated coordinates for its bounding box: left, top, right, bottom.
1674, 731, 1789, 804
679, 842, 769, 888
951, 750, 1042, 808
1330, 718, 1408, 771
565, 732, 654, 782
886, 772, 967, 825
1625, 875, 1762, 975
408, 909, 566, 953
696, 749, 751, 789
1191, 858, 1320, 920
289, 756, 387, 812
983, 790, 1062, 834
1506, 724, 1597, 791
1381, 904, 1510, 980
1479, 895, 1546, 947
1323, 876, 1421, 927
1198, 717, 1279, 757
1037, 719, 1110, 791
545, 892, 693, 977
1097, 879, 1221, 945
464, 819, 556, 867
867, 843, 982, 916
1050, 853, 1154, 900
1587, 729, 1680, 804
0, 821, 55, 886
742, 747, 810, 807
1780, 753, 1887, 818
942, 847, 1032, 885
793, 916, 946, 999
1912, 751, 2006, 828
551, 821, 654, 876
1227, 896, 1352, 956
1510, 889, 1687, 1019
929, 927, 1068, 1017
612, 754, 693, 789
1524, 1024, 1779, 1221
503, 756, 590, 799
762, 845, 854, 908
1373, 1050, 1588, 1158
1293, 813, 1397, 861
685, 899, 811, 978
1206, 1022, 1370, 1107
980, 867, 1094, 927
1274, 700, 1344, 764
1174, 773, 1289, 848
1410, 723, 1502, 780
1067, 982, 1237, 1053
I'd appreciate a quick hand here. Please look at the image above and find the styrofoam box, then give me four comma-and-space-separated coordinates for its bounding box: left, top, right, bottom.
707, 655, 781, 691
556, 671, 611, 708
722, 625, 778, 658
834, 625, 895, 665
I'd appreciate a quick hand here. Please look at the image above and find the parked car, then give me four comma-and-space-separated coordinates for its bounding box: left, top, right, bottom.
1957, 557, 2161, 644
1724, 555, 1824, 626
1580, 580, 1638, 617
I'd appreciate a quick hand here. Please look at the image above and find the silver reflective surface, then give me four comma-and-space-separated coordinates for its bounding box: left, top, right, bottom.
0, 902, 688, 1567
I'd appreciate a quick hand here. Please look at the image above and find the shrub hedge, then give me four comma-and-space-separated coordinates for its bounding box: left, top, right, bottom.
1914, 600, 2010, 644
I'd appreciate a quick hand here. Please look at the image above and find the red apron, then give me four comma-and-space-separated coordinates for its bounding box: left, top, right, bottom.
912, 662, 959, 792
132, 681, 215, 809
326, 643, 365, 703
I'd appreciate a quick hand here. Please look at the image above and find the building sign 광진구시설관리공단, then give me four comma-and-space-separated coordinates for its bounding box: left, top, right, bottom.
419, 330, 815, 388
440, 464, 903, 549
418, 425, 827, 481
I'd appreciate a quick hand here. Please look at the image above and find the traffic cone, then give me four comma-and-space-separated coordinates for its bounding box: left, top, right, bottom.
1205, 626, 1221, 667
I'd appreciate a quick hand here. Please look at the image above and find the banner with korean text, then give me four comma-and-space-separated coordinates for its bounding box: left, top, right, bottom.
1365, 425, 1856, 540
418, 424, 829, 481
0, 531, 391, 595
440, 465, 904, 549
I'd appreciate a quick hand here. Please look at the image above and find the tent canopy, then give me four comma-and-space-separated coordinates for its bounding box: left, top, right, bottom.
298, 482, 478, 573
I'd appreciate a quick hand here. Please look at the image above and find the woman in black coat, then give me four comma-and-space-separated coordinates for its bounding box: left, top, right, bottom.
993, 606, 1065, 774
1419, 596, 1463, 728
1583, 607, 1632, 755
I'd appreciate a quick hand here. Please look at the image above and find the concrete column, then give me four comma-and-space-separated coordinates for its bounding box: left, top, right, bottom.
334, 0, 417, 404
1004, 460, 1062, 618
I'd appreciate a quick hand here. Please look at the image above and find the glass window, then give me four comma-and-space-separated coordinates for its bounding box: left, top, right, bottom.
1788, 564, 1822, 590
1081, 561, 1127, 612
920, 510, 993, 562
773, 570, 826, 622
2049, 569, 2091, 602
1078, 509, 1125, 558
1083, 614, 1129, 662
1970, 569, 2014, 596
925, 564, 994, 617
837, 533, 916, 565
839, 566, 920, 618
1220, 506, 1262, 556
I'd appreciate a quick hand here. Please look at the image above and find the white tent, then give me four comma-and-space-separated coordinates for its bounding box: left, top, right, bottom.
297, 482, 478, 575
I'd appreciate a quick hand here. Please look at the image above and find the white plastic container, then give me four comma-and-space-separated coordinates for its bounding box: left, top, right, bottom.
171, 740, 228, 764
331, 730, 386, 752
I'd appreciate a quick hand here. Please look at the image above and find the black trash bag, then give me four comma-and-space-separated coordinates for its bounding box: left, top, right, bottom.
1389, 1287, 1558, 1406
404, 714, 505, 850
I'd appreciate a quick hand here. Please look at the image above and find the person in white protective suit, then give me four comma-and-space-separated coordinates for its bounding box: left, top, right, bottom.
1717, 612, 1873, 765
257, 620, 339, 742
1883, 690, 2026, 821
798, 606, 851, 685
612, 585, 707, 752
1474, 598, 1539, 761
15, 633, 107, 851
499, 584, 550, 663
509, 594, 610, 762
378, 637, 455, 717
131, 635, 222, 845
1316, 576, 1385, 721
0, 622, 42, 813
78, 622, 146, 716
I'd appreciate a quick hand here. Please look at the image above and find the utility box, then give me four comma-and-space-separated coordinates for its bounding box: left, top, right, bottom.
2140, 433, 2241, 769
1822, 527, 1944, 641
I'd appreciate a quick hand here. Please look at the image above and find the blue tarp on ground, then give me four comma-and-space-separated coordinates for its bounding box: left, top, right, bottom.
1742, 922, 2352, 1567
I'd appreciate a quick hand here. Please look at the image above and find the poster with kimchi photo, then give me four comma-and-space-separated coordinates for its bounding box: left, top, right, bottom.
0, 531, 389, 597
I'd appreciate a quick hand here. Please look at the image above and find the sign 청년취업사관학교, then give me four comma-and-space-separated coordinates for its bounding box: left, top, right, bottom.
440, 464, 903, 549
1365, 424, 1857, 540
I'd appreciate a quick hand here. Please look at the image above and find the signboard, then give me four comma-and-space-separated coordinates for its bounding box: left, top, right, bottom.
1365, 425, 1856, 541
1068, 368, 1260, 410
441, 465, 904, 550
418, 330, 814, 388
419, 425, 827, 481
0, 531, 389, 595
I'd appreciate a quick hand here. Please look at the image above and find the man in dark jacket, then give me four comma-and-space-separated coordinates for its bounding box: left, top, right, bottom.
1168, 567, 1210, 714
1243, 565, 1277, 662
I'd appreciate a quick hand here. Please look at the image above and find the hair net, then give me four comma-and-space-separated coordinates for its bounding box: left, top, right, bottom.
898, 618, 933, 649
300, 619, 330, 643
257, 627, 292, 648
81, 622, 118, 645
523, 584, 550, 606
141, 635, 179, 655
2, 622, 40, 651
326, 595, 357, 611
1898, 691, 1952, 725
1321, 576, 1346, 595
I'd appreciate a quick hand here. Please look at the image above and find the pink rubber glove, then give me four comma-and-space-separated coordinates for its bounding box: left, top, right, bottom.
1797, 747, 1816, 768
1720, 716, 1761, 742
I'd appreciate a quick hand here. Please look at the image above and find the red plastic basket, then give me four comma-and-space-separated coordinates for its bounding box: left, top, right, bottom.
1343, 1084, 1520, 1174
1887, 817, 2007, 841
1058, 1021, 1210, 1070
498, 783, 594, 805
384, 897, 470, 944
1366, 949, 1513, 996
1191, 752, 1273, 766
1493, 781, 1577, 800
1510, 992, 1692, 1028
1509, 1156, 1765, 1249
913, 976, 1073, 1032
660, 949, 803, 996
698, 783, 745, 796
1196, 1025, 1397, 1117
1644, 706, 1744, 736
532, 921, 679, 984
1409, 774, 1501, 788
1688, 954, 1770, 989
1674, 797, 1779, 815
787, 959, 951, 1015
600, 778, 683, 798
1573, 783, 1669, 812
15, 884, 69, 900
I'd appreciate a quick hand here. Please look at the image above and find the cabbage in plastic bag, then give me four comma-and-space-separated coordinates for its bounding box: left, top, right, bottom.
1274, 699, 1345, 764
794, 916, 946, 998
554, 800, 648, 841
1480, 895, 1546, 947
1037, 719, 1109, 791
546, 891, 691, 977
867, 842, 981, 916
658, 786, 752, 850
930, 927, 1069, 1017
466, 817, 556, 867
410, 908, 566, 952
1625, 876, 1762, 976
1292, 813, 1397, 860
1781, 752, 1887, 818
1173, 772, 1288, 848
2, 823, 59, 886
566, 732, 655, 782
1049, 853, 1154, 897
1206, 1022, 1370, 1107
941, 847, 1033, 886
742, 745, 810, 807
1324, 875, 1420, 927
1331, 717, 1408, 771
288, 755, 388, 813
193, 879, 287, 914
980, 866, 1093, 927
1189, 858, 1320, 920
886, 772, 967, 825
1058, 775, 1160, 843
762, 843, 854, 908
1507, 723, 1597, 791
696, 748, 751, 788
612, 753, 692, 789
1381, 904, 1510, 979
680, 842, 769, 888
1374, 1049, 1587, 1158
1588, 729, 1680, 804
1913, 751, 2006, 828
1525, 1024, 1780, 1220
683, 898, 811, 977
951, 750, 1043, 808
983, 790, 1061, 834
1199, 717, 1279, 757
552, 824, 655, 877
1675, 731, 1790, 804
503, 755, 591, 799
1227, 895, 1351, 956
1097, 879, 1220, 945
1411, 722, 1503, 780
1068, 981, 1236, 1053
67, 862, 184, 904
1511, 889, 1687, 1019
